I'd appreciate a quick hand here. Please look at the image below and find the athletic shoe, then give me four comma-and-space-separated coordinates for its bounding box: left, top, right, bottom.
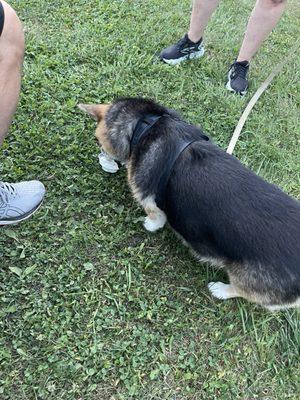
98, 150, 119, 173
226, 60, 249, 95
159, 33, 205, 65
0, 180, 45, 225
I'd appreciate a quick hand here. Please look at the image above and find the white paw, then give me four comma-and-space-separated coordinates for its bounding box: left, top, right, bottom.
143, 214, 166, 232
208, 282, 232, 300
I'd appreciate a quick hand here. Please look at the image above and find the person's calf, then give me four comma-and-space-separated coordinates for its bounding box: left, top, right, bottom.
0, 1, 25, 60
0, 2, 46, 223
237, 0, 287, 63
0, 0, 25, 144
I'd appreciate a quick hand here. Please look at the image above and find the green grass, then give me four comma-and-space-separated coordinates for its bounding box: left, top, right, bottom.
0, 0, 299, 399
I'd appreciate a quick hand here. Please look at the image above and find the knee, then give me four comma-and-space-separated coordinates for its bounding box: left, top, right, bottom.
258, 0, 287, 12
267, 0, 287, 6
0, 1, 25, 66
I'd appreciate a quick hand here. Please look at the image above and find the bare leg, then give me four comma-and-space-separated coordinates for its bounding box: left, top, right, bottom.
0, 0, 25, 145
0, 2, 45, 226
237, 0, 287, 62
188, 0, 221, 43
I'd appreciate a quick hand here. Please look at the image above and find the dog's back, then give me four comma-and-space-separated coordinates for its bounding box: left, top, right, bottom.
165, 138, 300, 308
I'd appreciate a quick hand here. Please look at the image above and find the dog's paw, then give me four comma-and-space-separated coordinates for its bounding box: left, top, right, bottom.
208, 282, 233, 300
144, 215, 166, 232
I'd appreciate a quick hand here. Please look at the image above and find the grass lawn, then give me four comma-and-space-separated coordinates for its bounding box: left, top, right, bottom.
0, 0, 299, 398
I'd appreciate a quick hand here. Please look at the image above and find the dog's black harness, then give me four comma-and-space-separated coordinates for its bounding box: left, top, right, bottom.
130, 114, 164, 151
130, 114, 205, 210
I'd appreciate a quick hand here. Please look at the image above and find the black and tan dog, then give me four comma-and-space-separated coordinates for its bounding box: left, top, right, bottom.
79, 97, 300, 311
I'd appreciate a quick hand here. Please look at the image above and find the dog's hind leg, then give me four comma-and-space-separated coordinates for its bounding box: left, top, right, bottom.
207, 281, 240, 300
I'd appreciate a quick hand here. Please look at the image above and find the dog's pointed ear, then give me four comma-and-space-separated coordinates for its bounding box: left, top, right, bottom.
78, 104, 110, 121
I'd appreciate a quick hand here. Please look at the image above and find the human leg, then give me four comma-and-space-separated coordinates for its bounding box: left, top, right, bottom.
227, 0, 287, 95
160, 0, 220, 65
0, 0, 24, 145
237, 0, 287, 62
0, 1, 45, 225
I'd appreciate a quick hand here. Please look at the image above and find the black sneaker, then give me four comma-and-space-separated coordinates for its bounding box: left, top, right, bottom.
159, 34, 205, 65
226, 60, 249, 95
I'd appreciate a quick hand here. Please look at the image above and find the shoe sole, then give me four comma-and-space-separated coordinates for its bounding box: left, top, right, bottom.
162, 47, 205, 66
226, 70, 247, 96
0, 200, 44, 226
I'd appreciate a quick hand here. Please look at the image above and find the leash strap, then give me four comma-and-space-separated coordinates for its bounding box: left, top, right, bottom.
227, 40, 300, 155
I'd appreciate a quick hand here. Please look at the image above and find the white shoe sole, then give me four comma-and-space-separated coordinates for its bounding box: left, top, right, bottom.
98, 153, 119, 173
162, 47, 205, 66
0, 200, 44, 226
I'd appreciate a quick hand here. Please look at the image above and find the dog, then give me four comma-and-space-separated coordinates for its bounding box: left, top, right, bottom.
79, 97, 300, 311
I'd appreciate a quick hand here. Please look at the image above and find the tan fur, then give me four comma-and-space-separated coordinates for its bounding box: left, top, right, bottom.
93, 104, 115, 155
141, 195, 163, 219
78, 103, 109, 121
78, 103, 116, 156
228, 270, 275, 306
95, 118, 116, 157
127, 159, 141, 203
127, 158, 135, 194
127, 160, 158, 218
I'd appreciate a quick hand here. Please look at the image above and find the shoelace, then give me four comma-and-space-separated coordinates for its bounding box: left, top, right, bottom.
0, 182, 17, 204
176, 35, 195, 56
231, 62, 249, 80
176, 35, 189, 49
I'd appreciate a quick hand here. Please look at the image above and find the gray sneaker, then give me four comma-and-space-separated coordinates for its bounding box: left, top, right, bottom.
0, 181, 45, 225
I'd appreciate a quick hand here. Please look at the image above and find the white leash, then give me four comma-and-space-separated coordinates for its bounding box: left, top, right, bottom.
227, 42, 300, 155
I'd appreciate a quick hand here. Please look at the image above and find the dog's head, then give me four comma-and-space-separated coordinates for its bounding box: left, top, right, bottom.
78, 98, 168, 163
78, 102, 118, 158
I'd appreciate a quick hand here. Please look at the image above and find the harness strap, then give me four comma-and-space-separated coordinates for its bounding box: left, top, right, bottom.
155, 138, 197, 210
130, 114, 164, 153
131, 113, 202, 211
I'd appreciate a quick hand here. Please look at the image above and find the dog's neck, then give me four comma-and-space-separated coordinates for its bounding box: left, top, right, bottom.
130, 114, 202, 210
